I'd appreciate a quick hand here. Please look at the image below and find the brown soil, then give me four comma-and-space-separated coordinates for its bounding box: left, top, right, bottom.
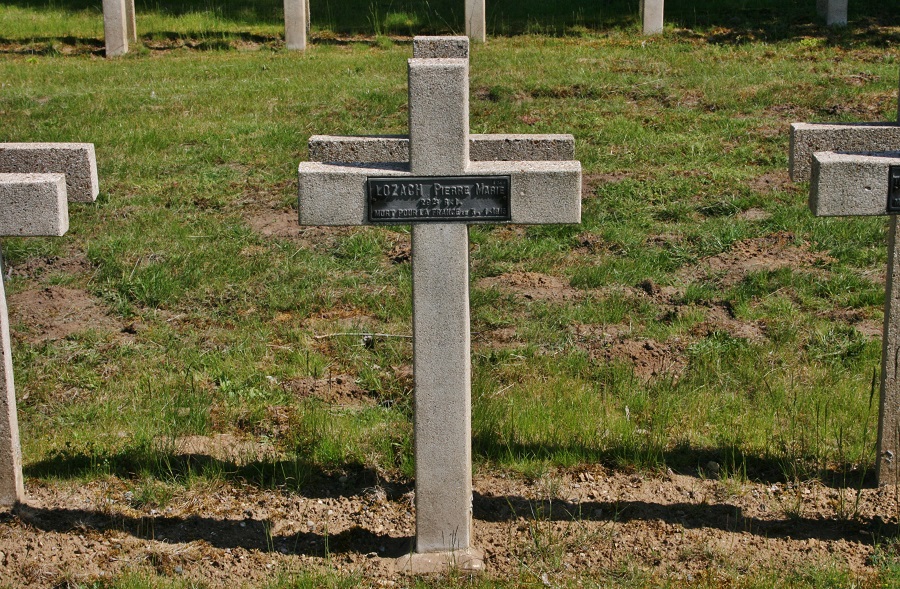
477, 272, 581, 303
284, 374, 377, 407
747, 170, 794, 196
8, 286, 123, 344
586, 335, 687, 382
0, 466, 892, 587
686, 231, 834, 287
7, 253, 92, 281
245, 206, 354, 249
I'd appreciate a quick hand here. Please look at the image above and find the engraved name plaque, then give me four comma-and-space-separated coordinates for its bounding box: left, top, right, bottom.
367, 176, 511, 223
890, 166, 900, 214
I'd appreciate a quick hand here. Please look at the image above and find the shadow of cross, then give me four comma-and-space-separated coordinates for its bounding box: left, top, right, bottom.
789, 68, 900, 486
0, 143, 99, 507
297, 36, 581, 565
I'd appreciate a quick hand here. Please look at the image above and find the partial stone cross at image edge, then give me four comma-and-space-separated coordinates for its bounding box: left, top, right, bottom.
789, 68, 900, 485
297, 36, 581, 569
0, 144, 98, 507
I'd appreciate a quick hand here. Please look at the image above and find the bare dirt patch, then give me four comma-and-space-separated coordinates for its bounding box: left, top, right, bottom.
477, 272, 581, 303
686, 231, 834, 287
8, 286, 122, 344
285, 374, 377, 407
747, 170, 794, 196
0, 466, 890, 587
245, 207, 354, 247
591, 337, 688, 382
8, 252, 92, 280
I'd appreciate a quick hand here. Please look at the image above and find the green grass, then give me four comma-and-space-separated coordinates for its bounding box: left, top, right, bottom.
1, 1, 900, 587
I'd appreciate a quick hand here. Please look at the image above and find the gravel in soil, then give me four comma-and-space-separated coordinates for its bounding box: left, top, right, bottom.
0, 464, 894, 587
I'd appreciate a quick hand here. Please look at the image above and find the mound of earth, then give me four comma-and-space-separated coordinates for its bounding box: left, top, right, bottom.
0, 466, 889, 587
8, 286, 122, 344
688, 231, 833, 287
477, 272, 581, 302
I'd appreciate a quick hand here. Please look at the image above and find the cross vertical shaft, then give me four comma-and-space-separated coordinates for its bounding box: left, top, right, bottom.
0, 274, 22, 504
408, 47, 473, 554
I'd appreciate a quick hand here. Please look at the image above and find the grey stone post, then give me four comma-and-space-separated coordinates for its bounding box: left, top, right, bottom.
466, 0, 486, 43
0, 229, 23, 507
296, 37, 581, 566
790, 69, 900, 484
817, 0, 848, 26
641, 0, 664, 35
0, 144, 98, 507
102, 0, 129, 57
126, 0, 137, 43
407, 50, 473, 554
284, 0, 308, 51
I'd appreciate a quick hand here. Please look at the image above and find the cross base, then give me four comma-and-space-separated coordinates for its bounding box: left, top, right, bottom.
393, 548, 485, 574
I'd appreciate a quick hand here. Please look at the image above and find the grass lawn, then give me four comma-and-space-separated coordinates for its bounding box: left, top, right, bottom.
1, 0, 900, 587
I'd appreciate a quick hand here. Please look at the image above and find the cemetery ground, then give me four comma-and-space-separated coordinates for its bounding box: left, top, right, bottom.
2, 3, 900, 588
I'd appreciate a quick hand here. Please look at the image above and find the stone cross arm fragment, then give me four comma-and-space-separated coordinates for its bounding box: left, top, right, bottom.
297, 160, 581, 226
0, 174, 69, 237
0, 143, 99, 203
810, 151, 900, 216
308, 134, 576, 164
790, 123, 900, 182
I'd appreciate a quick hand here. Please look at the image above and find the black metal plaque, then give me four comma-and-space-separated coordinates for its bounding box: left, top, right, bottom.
367, 176, 511, 223
890, 166, 900, 214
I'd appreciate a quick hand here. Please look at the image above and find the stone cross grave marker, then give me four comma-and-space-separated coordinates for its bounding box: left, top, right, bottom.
817, 0, 848, 26
790, 69, 900, 485
0, 143, 99, 506
466, 0, 486, 43
284, 0, 311, 51
103, 0, 135, 57
642, 0, 664, 35
298, 36, 581, 568
104, 0, 310, 55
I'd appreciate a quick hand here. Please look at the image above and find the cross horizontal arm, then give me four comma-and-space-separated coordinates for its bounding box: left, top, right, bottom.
0, 174, 69, 237
298, 161, 581, 226
790, 123, 900, 182
308, 134, 576, 164
0, 143, 99, 203
810, 151, 900, 216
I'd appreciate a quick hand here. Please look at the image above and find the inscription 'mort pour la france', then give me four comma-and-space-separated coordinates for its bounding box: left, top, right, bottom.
367, 176, 511, 223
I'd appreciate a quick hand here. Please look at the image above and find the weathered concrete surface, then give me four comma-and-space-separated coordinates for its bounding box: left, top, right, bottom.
297, 36, 582, 555
413, 36, 469, 59
0, 273, 23, 508
810, 151, 900, 216
102, 0, 129, 57
408, 59, 469, 175
411, 223, 472, 553
790, 122, 900, 182
297, 160, 581, 226
284, 0, 307, 50
817, 0, 848, 26
0, 174, 69, 237
125, 0, 137, 42
309, 134, 574, 163
394, 547, 484, 574
0, 143, 99, 203
641, 0, 664, 35
465, 0, 486, 43
879, 218, 900, 484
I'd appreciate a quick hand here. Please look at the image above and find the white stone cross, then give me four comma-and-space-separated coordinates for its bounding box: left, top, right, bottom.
103, 0, 311, 56
298, 36, 580, 567
0, 143, 98, 506
466, 1, 486, 43
642, 0, 664, 35
790, 70, 900, 485
284, 0, 311, 51
817, 0, 848, 26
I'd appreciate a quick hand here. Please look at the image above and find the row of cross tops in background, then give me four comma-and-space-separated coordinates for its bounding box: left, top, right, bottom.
97, 0, 851, 57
